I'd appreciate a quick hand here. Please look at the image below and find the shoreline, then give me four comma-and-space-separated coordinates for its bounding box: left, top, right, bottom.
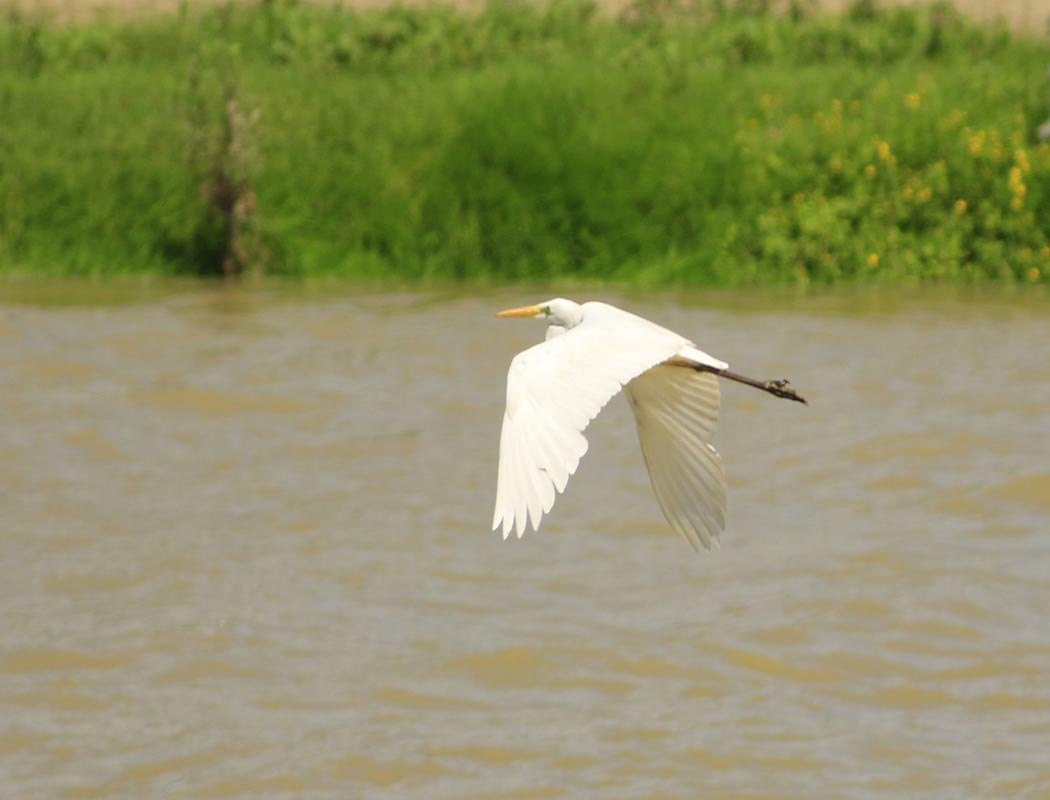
2, 0, 1048, 283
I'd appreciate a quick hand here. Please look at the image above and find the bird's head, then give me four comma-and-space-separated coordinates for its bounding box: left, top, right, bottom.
496, 298, 583, 332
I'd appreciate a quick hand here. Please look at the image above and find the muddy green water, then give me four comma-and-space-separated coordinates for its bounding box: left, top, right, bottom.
1, 283, 1048, 799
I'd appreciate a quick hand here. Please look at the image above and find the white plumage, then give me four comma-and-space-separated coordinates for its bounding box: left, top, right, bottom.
492, 299, 736, 550
625, 366, 724, 550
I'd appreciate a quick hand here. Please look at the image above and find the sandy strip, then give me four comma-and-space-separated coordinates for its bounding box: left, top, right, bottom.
11, 0, 1050, 33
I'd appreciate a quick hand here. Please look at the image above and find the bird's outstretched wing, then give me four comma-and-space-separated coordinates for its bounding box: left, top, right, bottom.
625, 365, 726, 550
493, 306, 689, 538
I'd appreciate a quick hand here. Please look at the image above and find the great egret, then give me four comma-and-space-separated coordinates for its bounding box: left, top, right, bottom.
492, 298, 806, 550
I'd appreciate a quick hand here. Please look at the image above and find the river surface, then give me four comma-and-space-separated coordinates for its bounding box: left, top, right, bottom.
1, 283, 1048, 799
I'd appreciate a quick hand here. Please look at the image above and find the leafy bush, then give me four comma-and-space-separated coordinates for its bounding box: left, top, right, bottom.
0, 0, 1047, 283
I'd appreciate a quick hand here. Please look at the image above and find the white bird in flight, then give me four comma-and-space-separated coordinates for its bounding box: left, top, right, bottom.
492, 298, 806, 550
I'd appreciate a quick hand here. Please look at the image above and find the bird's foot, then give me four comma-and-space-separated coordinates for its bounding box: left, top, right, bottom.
764, 379, 808, 405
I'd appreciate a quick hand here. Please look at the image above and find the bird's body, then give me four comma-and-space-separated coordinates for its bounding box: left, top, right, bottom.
492, 298, 805, 551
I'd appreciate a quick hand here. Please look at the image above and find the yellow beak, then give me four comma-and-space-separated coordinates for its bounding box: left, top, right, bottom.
496, 304, 543, 319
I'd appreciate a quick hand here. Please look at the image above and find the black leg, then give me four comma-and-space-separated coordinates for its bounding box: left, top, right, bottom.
699, 366, 808, 405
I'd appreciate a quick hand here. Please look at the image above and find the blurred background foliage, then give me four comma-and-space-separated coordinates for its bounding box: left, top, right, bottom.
1, 0, 1048, 283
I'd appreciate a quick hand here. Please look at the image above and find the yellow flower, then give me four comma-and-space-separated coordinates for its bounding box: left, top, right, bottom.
864, 164, 876, 179
905, 92, 921, 110
1007, 166, 1026, 200
760, 94, 772, 110
1016, 149, 1031, 174
1028, 267, 1041, 282
917, 187, 932, 204
954, 199, 967, 214
1040, 246, 1050, 258
875, 139, 891, 162
968, 131, 985, 158
902, 187, 913, 201
867, 253, 879, 269
831, 99, 842, 115
1011, 196, 1024, 211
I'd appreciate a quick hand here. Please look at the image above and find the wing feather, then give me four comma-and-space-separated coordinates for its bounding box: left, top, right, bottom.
493, 304, 690, 538
625, 366, 726, 550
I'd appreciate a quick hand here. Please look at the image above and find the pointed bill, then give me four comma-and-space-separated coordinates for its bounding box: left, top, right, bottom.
496, 304, 544, 318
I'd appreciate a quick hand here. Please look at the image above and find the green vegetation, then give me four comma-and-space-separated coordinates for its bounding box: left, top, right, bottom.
1, 0, 1049, 283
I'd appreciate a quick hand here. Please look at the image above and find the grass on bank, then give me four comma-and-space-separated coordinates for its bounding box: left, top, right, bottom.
1, 0, 1049, 284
